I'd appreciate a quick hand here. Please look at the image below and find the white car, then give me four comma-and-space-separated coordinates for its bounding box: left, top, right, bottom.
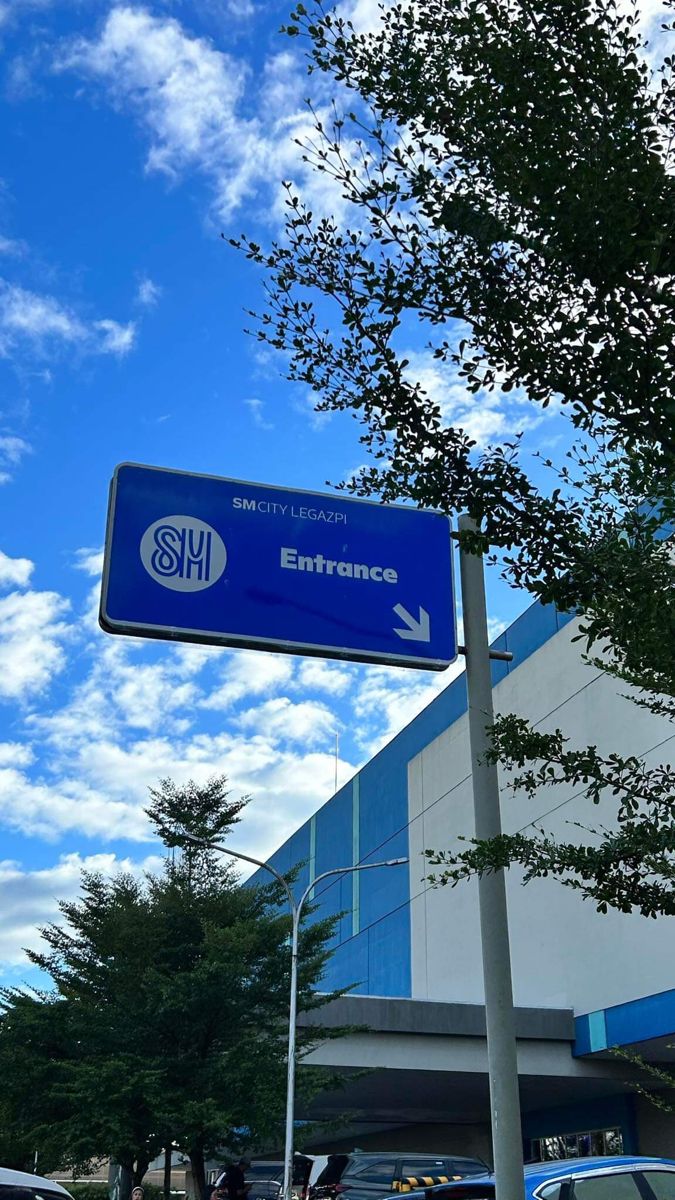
0, 1168, 74, 1200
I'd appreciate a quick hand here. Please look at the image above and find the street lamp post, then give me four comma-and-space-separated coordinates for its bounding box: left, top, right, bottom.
181, 834, 408, 1200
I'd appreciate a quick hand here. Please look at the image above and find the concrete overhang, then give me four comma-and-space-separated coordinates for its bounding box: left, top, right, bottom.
299, 994, 575, 1041
296, 995, 647, 1132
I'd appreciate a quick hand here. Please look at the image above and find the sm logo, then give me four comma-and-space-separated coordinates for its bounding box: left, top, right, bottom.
140, 515, 227, 592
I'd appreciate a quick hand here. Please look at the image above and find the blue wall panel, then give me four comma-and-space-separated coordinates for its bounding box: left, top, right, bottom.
575, 988, 675, 1055
315, 786, 353, 877
607, 988, 675, 1046
338, 873, 353, 944
359, 758, 407, 860
287, 825, 311, 901
310, 785, 353, 946
323, 927, 370, 995
358, 827, 409, 932
367, 906, 412, 997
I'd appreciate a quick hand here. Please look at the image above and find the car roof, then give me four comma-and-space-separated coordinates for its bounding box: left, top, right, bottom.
0, 1169, 72, 1195
341, 1155, 482, 1163
410, 1158, 675, 1198
523, 1157, 675, 1181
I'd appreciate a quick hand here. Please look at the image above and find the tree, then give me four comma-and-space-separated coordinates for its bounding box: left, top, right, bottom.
1, 872, 171, 1185
0, 990, 76, 1174
231, 0, 675, 914
143, 778, 345, 1199
0, 778, 345, 1196
425, 445, 675, 918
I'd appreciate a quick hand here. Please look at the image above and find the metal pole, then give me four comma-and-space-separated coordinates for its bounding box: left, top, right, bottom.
458, 514, 524, 1200
281, 859, 407, 1200
283, 905, 300, 1200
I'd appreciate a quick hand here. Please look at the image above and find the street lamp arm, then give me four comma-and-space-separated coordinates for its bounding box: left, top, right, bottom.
297, 858, 409, 915
176, 832, 295, 910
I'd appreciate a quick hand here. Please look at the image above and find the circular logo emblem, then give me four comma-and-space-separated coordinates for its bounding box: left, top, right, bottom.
140, 515, 227, 592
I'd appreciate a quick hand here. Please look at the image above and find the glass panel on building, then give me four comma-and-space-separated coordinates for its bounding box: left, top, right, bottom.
532, 1128, 623, 1162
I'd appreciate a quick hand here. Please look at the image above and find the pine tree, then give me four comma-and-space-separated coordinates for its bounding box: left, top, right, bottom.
0, 779, 344, 1197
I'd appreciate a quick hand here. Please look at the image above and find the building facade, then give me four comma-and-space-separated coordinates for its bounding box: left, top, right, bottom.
255, 601, 675, 1161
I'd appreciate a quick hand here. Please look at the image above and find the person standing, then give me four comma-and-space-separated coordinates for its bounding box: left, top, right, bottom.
225, 1159, 251, 1200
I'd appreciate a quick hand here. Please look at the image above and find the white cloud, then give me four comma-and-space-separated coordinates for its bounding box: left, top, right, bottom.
224, 0, 254, 17
0, 547, 33, 588
0, 234, 25, 255
201, 649, 295, 709
0, 279, 136, 360
0, 434, 31, 483
352, 659, 464, 757
0, 766, 152, 841
0, 741, 33, 767
59, 7, 252, 209
1, 715, 354, 857
0, 0, 54, 29
0, 554, 464, 854
297, 658, 353, 696
236, 696, 337, 745
94, 317, 136, 355
401, 347, 549, 447
244, 396, 273, 430
32, 637, 197, 745
0, 850, 165, 968
73, 546, 104, 577
116, 663, 197, 730
57, 7, 356, 226
0, 280, 85, 345
4, 596, 359, 852
0, 586, 71, 700
136, 275, 161, 307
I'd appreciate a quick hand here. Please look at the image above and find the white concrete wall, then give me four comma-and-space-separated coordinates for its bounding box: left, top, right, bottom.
305, 1030, 630, 1081
408, 619, 675, 1014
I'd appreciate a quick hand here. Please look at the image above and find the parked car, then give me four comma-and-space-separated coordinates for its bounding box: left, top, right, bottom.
0, 1168, 74, 1200
215, 1157, 315, 1200
383, 1155, 675, 1200
309, 1153, 489, 1200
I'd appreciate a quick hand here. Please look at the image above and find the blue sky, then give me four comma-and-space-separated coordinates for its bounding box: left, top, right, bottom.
0, 0, 667, 985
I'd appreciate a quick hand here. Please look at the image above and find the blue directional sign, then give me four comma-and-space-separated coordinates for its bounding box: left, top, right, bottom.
100, 463, 456, 670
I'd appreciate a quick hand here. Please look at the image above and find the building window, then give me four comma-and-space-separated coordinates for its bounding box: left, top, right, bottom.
530, 1128, 624, 1162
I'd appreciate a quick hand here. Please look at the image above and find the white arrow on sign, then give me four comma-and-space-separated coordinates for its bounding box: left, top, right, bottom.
393, 603, 431, 643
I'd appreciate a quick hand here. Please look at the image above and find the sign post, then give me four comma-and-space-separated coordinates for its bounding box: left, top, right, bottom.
99, 465, 521, 1200
100, 462, 456, 670
458, 514, 524, 1200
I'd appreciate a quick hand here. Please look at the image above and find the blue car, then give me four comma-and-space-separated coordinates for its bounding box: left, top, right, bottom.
385, 1156, 675, 1200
